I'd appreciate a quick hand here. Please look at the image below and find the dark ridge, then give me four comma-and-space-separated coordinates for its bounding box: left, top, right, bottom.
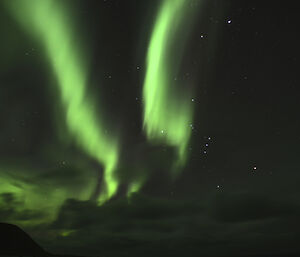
0, 222, 48, 257
0, 223, 88, 257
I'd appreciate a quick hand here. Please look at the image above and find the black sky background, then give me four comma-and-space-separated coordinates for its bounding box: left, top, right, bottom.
0, 1, 299, 256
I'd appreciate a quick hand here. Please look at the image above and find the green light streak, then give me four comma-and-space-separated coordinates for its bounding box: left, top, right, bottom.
127, 175, 146, 197
60, 229, 76, 237
5, 0, 120, 203
143, 0, 197, 174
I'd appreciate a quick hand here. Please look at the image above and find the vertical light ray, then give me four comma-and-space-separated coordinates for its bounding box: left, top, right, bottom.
5, 0, 120, 203
142, 0, 198, 175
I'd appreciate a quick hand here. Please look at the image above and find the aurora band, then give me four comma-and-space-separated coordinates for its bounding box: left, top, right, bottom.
142, 0, 198, 176
4, 0, 120, 203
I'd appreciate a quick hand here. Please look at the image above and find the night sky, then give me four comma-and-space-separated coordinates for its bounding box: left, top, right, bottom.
0, 0, 299, 256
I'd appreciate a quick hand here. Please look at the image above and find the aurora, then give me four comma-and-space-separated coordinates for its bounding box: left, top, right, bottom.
4, 0, 121, 203
142, 0, 198, 175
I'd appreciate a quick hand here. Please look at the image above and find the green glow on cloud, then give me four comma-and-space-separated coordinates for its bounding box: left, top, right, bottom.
5, 0, 120, 203
0, 163, 98, 226
142, 0, 197, 174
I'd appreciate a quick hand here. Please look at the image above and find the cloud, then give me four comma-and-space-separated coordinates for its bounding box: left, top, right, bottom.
1, 185, 299, 256
0, 192, 46, 223
36, 192, 300, 256
208, 192, 300, 223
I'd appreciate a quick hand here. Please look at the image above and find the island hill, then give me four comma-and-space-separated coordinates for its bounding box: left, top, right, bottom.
0, 223, 88, 257
0, 222, 48, 257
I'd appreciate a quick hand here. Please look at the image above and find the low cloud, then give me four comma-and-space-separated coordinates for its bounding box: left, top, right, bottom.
0, 192, 46, 223
208, 192, 300, 223
34, 192, 300, 256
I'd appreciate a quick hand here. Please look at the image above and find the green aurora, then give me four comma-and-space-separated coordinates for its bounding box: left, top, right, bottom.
142, 0, 198, 175
4, 0, 121, 204
1, 0, 200, 224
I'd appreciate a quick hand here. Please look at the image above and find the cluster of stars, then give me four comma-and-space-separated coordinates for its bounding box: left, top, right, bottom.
203, 136, 211, 154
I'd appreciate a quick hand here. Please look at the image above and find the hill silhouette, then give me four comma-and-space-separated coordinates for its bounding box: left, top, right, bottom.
0, 222, 48, 257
